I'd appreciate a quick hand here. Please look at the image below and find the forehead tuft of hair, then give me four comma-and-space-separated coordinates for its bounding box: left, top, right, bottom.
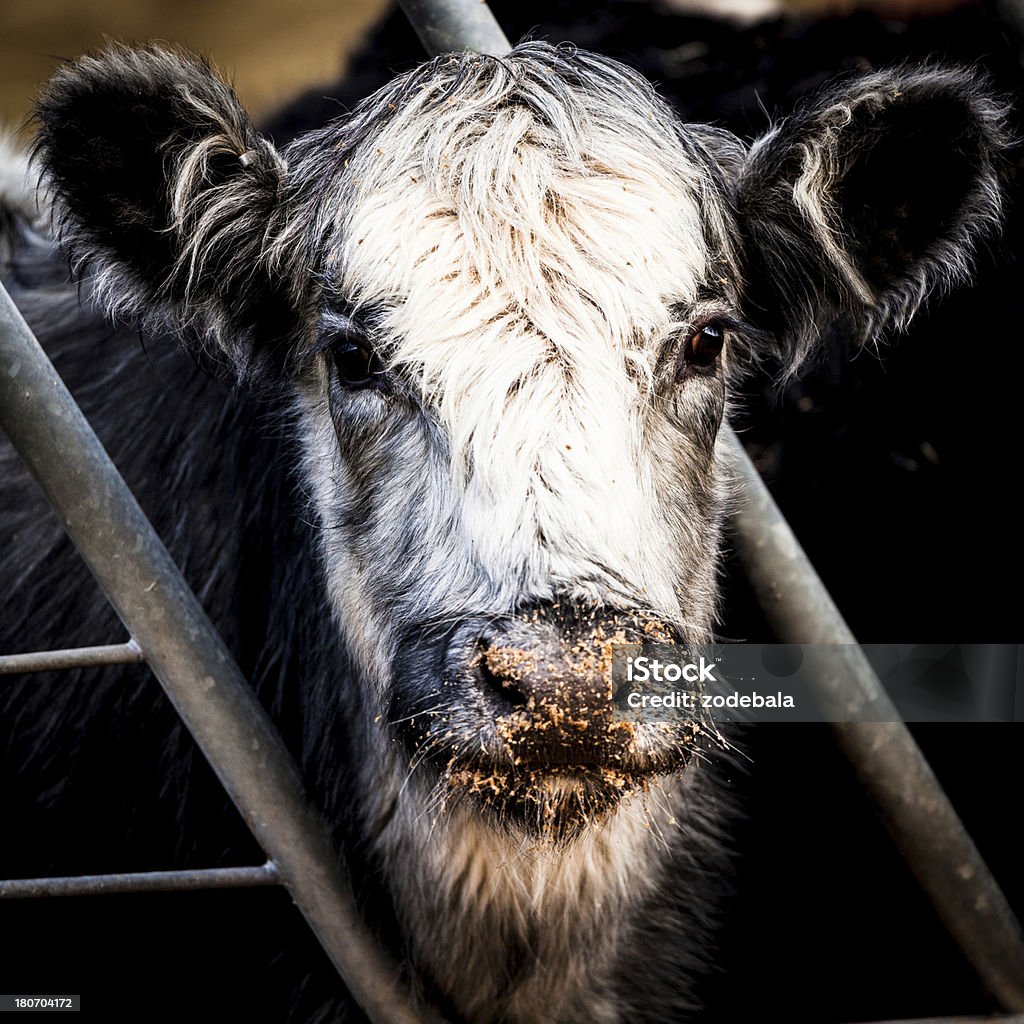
279, 41, 737, 325
279, 41, 736, 424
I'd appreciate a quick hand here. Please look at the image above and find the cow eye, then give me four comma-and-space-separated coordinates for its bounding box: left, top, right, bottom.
332, 337, 382, 388
684, 322, 725, 369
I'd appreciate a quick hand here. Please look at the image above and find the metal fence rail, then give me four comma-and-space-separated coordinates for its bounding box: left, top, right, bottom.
1, 2, 1022, 1022
0, 281, 432, 1024
0, 863, 281, 899
725, 432, 1024, 1009
0, 640, 144, 673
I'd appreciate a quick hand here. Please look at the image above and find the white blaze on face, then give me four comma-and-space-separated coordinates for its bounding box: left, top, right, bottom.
332, 56, 717, 614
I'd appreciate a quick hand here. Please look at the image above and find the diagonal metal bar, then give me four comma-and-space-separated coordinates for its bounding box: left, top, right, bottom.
0, 863, 281, 898
725, 430, 1024, 1009
0, 640, 143, 674
394, 0, 1024, 1012
398, 0, 509, 56
0, 281, 435, 1024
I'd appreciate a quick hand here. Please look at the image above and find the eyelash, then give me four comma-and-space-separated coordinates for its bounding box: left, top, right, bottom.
674, 319, 728, 381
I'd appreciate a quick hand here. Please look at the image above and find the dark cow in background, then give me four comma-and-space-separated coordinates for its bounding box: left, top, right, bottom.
1, 2, 1021, 1022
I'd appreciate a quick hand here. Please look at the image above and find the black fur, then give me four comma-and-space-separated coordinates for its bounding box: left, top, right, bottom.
736, 64, 1010, 366
34, 44, 297, 374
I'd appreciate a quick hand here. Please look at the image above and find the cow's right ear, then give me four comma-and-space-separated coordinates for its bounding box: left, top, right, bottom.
734, 65, 1009, 377
34, 44, 293, 376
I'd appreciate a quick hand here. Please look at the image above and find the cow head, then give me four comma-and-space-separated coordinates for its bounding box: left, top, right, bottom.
34, 43, 1006, 839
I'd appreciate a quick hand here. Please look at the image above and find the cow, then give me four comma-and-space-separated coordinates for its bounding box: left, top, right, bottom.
0, 21, 1013, 1024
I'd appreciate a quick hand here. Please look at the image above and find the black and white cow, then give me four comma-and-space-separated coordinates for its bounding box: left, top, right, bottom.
0, 6, 1018, 1022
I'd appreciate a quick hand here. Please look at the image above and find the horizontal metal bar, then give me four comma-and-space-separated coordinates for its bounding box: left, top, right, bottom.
724, 427, 1024, 1012
0, 282, 433, 1024
0, 863, 280, 899
0, 640, 143, 675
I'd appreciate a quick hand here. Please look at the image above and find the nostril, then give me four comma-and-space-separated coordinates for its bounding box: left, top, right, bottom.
473, 639, 529, 708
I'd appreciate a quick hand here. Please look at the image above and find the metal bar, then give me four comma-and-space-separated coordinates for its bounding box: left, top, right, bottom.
725, 428, 1024, 1011
0, 640, 143, 675
0, 283, 434, 1024
397, 0, 510, 56
0, 863, 280, 899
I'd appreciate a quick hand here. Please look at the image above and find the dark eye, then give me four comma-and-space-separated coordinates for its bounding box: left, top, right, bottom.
332, 337, 382, 388
684, 322, 725, 370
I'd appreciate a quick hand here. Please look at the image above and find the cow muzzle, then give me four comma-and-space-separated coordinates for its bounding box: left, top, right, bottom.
391, 603, 706, 837
445, 603, 685, 770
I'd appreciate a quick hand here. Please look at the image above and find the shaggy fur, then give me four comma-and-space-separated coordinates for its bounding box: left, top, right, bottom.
737, 64, 1009, 367
2, 33, 1011, 1024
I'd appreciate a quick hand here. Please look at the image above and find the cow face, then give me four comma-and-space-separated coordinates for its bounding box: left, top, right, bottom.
34, 43, 1006, 837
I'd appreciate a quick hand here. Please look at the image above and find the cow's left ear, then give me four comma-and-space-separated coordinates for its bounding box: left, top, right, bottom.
735, 66, 1010, 372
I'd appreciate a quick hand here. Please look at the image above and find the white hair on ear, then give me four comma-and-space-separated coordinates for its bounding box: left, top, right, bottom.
738, 64, 1009, 373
